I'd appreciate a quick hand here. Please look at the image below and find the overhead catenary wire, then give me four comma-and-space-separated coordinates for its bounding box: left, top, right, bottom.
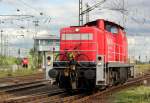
79, 0, 107, 25
17, 0, 43, 15
82, 0, 149, 62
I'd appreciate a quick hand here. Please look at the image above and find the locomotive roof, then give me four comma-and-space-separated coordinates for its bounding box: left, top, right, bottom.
102, 19, 124, 29
84, 19, 124, 30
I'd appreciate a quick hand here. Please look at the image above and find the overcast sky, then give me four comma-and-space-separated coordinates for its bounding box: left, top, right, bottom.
0, 0, 150, 60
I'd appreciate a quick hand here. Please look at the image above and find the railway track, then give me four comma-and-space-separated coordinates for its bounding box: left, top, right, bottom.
72, 73, 150, 103
1, 73, 150, 103
0, 73, 44, 84
37, 94, 85, 103
0, 83, 83, 103
1, 88, 66, 103
3, 91, 85, 103
0, 80, 50, 100
0, 80, 49, 92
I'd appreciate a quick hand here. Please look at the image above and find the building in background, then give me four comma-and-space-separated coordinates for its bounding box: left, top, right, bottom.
34, 35, 59, 52
34, 35, 60, 80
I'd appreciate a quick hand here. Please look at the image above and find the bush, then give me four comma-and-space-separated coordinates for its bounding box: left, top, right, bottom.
0, 55, 18, 66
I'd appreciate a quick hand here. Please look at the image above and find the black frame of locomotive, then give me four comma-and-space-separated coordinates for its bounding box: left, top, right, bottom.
48, 47, 134, 91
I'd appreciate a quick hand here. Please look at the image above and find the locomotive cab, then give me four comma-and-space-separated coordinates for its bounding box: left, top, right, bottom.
49, 19, 134, 91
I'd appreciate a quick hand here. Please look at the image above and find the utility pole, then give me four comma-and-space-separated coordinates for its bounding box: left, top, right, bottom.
1, 30, 3, 56
122, 0, 125, 27
139, 55, 141, 63
86, 3, 90, 23
146, 56, 147, 63
5, 34, 9, 56
79, 0, 83, 26
4, 34, 5, 56
6, 34, 9, 56
33, 19, 39, 38
3, 34, 7, 56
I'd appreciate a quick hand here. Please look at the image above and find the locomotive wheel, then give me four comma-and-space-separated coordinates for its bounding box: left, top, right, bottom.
78, 77, 94, 91
58, 70, 77, 90
55, 54, 69, 67
58, 72, 70, 88
75, 54, 90, 67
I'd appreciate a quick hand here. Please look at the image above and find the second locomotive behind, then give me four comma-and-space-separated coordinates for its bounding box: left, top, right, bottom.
48, 19, 134, 91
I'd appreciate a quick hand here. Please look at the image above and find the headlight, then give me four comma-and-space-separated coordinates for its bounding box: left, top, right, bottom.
75, 28, 80, 32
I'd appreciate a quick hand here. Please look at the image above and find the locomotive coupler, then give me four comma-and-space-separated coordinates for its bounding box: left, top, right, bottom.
69, 58, 77, 70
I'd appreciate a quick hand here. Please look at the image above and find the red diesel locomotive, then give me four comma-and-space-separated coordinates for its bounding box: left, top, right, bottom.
22, 58, 28, 68
48, 19, 134, 91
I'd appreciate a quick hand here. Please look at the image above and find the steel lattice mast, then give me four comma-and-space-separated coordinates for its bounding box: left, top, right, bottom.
79, 0, 83, 26
79, 0, 106, 26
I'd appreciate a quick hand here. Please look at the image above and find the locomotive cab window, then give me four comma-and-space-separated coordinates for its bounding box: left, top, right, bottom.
105, 22, 118, 34
111, 26, 118, 34
61, 33, 93, 40
105, 24, 111, 32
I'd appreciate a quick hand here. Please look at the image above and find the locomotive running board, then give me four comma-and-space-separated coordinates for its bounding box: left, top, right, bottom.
107, 62, 134, 68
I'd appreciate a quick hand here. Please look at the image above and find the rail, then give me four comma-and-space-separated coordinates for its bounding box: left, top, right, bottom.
72, 73, 150, 103
1, 89, 65, 103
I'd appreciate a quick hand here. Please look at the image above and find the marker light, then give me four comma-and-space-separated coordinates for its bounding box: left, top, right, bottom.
75, 28, 80, 32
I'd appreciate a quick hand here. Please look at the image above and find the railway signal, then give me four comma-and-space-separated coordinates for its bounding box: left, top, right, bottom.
47, 56, 51, 66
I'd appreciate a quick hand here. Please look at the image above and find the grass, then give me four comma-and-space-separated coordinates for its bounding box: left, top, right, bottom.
0, 56, 18, 66
110, 86, 150, 103
109, 64, 150, 103
0, 68, 40, 78
134, 64, 150, 77
135, 64, 150, 73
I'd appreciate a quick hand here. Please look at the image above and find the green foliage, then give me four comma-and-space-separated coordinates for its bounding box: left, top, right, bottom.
0, 55, 18, 66
15, 58, 22, 65
111, 86, 150, 103
0, 49, 42, 78
28, 48, 42, 69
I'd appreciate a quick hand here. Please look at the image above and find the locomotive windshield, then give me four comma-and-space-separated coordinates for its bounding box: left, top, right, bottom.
61, 33, 93, 40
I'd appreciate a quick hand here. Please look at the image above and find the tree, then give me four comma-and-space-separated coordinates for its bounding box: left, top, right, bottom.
29, 48, 42, 69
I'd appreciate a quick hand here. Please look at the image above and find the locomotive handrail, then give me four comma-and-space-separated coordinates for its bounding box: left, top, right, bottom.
59, 50, 97, 52
54, 41, 98, 67
60, 41, 97, 44
53, 66, 96, 69
60, 41, 98, 52
54, 61, 96, 62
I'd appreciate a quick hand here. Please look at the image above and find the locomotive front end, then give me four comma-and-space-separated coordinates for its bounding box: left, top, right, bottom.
49, 27, 98, 90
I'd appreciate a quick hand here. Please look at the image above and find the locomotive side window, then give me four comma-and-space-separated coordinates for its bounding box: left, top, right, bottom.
105, 24, 111, 32
111, 26, 118, 34
105, 22, 118, 34
81, 34, 93, 40
61, 33, 93, 40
